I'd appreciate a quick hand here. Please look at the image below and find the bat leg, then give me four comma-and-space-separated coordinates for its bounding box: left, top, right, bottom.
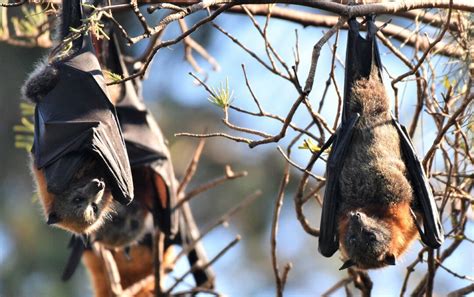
319, 114, 360, 257
392, 118, 444, 248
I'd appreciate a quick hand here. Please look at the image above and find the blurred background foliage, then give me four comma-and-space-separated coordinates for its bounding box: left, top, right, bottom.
0, 4, 472, 297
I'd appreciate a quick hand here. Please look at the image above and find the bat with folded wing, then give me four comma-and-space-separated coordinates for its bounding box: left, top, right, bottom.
22, 0, 133, 235
318, 16, 444, 270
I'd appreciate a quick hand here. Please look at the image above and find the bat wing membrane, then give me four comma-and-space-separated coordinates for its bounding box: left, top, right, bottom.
61, 235, 88, 281
392, 118, 444, 248
319, 114, 359, 257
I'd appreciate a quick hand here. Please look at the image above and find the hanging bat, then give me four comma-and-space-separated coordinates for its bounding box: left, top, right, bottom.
61, 32, 214, 289
109, 33, 215, 288
21, 0, 134, 235
318, 16, 444, 270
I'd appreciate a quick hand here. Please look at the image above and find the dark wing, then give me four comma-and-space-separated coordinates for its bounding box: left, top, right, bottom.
105, 32, 179, 237
342, 16, 383, 124
318, 114, 359, 257
102, 29, 212, 286
392, 119, 444, 248
61, 235, 89, 281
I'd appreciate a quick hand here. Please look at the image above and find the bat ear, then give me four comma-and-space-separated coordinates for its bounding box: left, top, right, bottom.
339, 259, 356, 270
384, 253, 396, 265
47, 212, 61, 225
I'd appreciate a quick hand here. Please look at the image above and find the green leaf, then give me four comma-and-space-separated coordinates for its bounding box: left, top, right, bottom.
13, 103, 35, 152
103, 70, 123, 82
298, 138, 330, 154
208, 78, 234, 109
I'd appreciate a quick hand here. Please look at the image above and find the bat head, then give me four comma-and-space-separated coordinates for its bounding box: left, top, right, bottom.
340, 211, 396, 270
93, 199, 150, 248
46, 157, 114, 234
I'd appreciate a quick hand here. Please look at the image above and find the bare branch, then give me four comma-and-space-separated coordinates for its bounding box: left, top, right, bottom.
166, 236, 241, 294
175, 165, 248, 209
178, 138, 206, 195
271, 165, 292, 297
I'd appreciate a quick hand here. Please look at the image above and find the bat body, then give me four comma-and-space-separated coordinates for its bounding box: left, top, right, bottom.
318, 17, 444, 270
22, 0, 133, 235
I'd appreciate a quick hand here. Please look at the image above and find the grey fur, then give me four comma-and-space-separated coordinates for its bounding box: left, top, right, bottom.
21, 59, 59, 103
50, 175, 113, 234
339, 73, 413, 211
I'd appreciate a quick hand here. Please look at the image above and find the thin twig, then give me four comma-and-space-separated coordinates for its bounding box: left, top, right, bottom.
271, 165, 292, 297
178, 138, 206, 195
171, 190, 262, 266
166, 236, 241, 294
175, 166, 248, 209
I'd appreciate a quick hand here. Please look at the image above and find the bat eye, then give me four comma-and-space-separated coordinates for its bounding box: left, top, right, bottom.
73, 196, 85, 203
369, 233, 377, 241
349, 236, 356, 244
91, 202, 98, 214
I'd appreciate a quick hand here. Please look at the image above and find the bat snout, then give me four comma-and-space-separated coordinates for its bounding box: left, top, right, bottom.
82, 179, 106, 199
91, 179, 105, 192
349, 211, 363, 223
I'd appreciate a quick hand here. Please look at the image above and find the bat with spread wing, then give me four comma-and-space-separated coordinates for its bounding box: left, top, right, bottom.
22, 0, 133, 235
318, 16, 444, 270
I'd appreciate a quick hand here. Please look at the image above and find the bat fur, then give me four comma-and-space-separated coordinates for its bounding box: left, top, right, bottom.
82, 244, 175, 297
336, 67, 418, 269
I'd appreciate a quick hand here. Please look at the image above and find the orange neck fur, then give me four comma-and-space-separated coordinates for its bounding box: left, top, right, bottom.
82, 245, 175, 297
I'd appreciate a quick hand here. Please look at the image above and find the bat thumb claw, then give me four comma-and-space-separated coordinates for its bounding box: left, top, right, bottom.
339, 259, 356, 270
